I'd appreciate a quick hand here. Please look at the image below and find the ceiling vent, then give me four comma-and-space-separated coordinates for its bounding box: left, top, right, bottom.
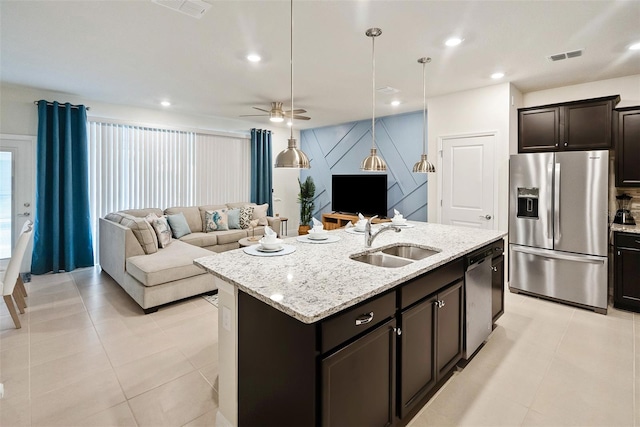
152, 0, 212, 19
547, 49, 584, 62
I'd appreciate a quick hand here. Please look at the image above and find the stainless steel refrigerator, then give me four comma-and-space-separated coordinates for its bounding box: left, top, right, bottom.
509, 150, 609, 314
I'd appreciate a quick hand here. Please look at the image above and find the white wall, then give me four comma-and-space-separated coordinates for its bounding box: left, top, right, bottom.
426, 82, 514, 233
0, 84, 302, 234
523, 74, 640, 108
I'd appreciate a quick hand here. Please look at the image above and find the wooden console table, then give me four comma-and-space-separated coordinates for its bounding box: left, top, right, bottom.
321, 212, 390, 230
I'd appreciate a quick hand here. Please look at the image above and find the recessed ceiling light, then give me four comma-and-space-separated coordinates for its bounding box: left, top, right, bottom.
247, 54, 261, 62
445, 37, 463, 47
160, 101, 171, 107
629, 42, 640, 51
391, 100, 400, 107
491, 72, 505, 80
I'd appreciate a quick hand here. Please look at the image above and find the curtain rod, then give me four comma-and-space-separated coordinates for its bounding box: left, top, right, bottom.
33, 101, 90, 111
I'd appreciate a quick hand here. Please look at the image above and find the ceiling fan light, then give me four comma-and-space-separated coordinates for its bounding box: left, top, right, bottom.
412, 154, 435, 173
269, 116, 284, 123
275, 137, 310, 169
361, 148, 387, 172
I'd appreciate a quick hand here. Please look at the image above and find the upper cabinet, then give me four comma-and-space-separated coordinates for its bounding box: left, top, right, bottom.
614, 106, 640, 187
518, 95, 620, 153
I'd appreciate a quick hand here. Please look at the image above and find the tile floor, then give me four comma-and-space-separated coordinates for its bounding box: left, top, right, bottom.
0, 267, 637, 426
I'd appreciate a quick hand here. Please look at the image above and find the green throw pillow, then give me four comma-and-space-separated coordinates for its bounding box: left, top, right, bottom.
166, 212, 192, 239
227, 208, 241, 229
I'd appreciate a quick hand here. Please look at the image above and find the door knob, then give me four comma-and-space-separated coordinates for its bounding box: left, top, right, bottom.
479, 215, 492, 220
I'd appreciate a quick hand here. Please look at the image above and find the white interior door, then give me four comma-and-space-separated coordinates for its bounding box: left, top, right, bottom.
0, 135, 35, 270
440, 133, 495, 229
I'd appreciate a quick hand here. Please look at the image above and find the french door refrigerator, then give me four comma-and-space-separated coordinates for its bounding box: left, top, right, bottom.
509, 150, 609, 314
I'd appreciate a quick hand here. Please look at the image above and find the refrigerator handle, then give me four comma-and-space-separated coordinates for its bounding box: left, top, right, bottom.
554, 163, 561, 244
511, 245, 605, 264
547, 163, 553, 240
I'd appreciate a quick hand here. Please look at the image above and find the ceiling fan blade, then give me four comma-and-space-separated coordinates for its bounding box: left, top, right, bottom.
291, 115, 311, 120
252, 107, 271, 113
283, 109, 307, 115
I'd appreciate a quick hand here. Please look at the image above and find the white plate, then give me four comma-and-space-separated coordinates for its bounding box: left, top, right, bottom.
307, 234, 329, 241
384, 223, 415, 228
296, 235, 341, 244
243, 244, 297, 257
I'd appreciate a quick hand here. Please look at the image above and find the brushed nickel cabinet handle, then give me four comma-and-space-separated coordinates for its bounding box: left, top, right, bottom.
355, 312, 374, 326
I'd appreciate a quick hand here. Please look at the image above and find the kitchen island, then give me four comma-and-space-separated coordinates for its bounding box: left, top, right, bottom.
195, 221, 506, 427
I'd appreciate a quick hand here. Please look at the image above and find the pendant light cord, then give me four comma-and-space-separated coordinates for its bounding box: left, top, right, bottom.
371, 34, 376, 150
422, 60, 426, 154
290, 0, 294, 140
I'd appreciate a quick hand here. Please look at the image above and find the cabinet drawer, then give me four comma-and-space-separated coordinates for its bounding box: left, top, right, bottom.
401, 259, 464, 309
616, 233, 640, 250
321, 291, 395, 353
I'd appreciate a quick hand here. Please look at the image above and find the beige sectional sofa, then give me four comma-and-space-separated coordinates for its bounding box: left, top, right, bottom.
99, 203, 281, 313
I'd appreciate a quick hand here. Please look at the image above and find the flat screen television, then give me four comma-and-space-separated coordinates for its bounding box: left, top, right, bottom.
331, 174, 387, 218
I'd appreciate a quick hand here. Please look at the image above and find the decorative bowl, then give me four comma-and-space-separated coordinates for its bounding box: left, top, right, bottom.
259, 237, 283, 250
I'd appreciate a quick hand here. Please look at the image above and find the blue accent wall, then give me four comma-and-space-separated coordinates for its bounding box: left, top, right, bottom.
300, 111, 429, 221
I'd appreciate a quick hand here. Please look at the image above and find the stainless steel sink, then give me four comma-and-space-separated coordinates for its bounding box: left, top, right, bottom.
350, 252, 413, 268
380, 244, 440, 260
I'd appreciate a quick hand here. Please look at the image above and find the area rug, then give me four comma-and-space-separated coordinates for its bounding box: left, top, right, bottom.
202, 293, 218, 307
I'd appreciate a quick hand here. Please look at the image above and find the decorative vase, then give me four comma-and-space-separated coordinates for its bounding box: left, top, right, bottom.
298, 225, 310, 235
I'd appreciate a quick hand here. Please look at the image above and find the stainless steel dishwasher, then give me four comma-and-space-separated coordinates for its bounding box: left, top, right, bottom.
462, 246, 494, 360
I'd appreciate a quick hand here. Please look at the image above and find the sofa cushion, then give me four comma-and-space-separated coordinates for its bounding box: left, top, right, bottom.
165, 206, 202, 233
121, 208, 164, 218
166, 212, 192, 239
179, 232, 217, 247
198, 204, 227, 230
126, 240, 210, 287
119, 214, 158, 254
205, 209, 229, 232
214, 229, 248, 245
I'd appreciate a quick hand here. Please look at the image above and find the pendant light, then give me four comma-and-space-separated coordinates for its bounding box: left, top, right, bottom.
361, 28, 386, 172
275, 0, 310, 169
412, 57, 436, 173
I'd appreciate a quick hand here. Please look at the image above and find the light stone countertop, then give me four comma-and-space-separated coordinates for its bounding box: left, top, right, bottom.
195, 222, 506, 324
611, 223, 640, 234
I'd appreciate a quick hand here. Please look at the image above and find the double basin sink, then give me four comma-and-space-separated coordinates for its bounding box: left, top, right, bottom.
350, 244, 440, 268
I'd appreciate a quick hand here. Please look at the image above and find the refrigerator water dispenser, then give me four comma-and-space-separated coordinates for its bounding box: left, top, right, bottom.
517, 188, 539, 219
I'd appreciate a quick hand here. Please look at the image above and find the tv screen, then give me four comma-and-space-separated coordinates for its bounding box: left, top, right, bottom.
332, 174, 387, 218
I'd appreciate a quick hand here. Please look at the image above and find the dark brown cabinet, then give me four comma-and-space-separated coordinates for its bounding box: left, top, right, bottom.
518, 95, 620, 153
614, 232, 640, 313
614, 106, 640, 187
491, 240, 505, 323
322, 318, 396, 427
398, 262, 464, 420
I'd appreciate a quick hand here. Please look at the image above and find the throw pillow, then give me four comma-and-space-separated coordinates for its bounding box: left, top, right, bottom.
238, 206, 254, 229
252, 203, 269, 226
166, 212, 192, 239
119, 215, 158, 254
227, 208, 241, 229
205, 209, 230, 232
144, 213, 160, 250
152, 216, 173, 248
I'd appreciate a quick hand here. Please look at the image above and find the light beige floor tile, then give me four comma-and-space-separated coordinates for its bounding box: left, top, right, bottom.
521, 408, 558, 426
530, 356, 634, 426
30, 326, 102, 366
88, 297, 148, 325
182, 409, 218, 427
27, 299, 87, 324
0, 315, 30, 348
30, 343, 112, 397
101, 328, 174, 367
151, 299, 216, 330
128, 370, 217, 427
0, 342, 30, 375
406, 406, 456, 426
0, 365, 30, 401
29, 310, 94, 343
115, 347, 195, 399
30, 368, 126, 427
199, 362, 219, 392
94, 315, 164, 344
77, 402, 138, 427
0, 395, 31, 427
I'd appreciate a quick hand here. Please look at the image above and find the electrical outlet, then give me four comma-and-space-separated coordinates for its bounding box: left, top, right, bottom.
222, 306, 231, 331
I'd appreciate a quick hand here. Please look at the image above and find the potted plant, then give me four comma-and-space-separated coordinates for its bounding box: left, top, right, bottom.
297, 176, 315, 235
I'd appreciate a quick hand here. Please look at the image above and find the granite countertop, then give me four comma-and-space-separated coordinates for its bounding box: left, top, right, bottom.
611, 223, 640, 234
195, 222, 506, 324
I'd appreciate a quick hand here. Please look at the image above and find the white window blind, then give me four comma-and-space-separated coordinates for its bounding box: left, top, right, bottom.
88, 121, 251, 261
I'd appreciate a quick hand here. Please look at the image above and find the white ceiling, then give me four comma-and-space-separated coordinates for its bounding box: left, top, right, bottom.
1, 0, 639, 130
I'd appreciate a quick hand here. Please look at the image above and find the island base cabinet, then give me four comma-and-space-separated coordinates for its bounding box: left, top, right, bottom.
614, 233, 640, 312
491, 255, 505, 323
321, 318, 396, 427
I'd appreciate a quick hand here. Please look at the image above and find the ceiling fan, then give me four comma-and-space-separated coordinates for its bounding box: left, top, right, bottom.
240, 101, 310, 122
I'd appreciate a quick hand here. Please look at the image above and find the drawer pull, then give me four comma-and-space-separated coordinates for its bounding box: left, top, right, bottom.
434, 300, 445, 308
355, 312, 374, 326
